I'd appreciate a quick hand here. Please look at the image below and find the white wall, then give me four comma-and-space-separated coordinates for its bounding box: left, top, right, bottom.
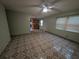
0, 4, 10, 55
44, 10, 79, 43
6, 10, 30, 35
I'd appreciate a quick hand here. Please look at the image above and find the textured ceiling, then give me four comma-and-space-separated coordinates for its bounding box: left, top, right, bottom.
0, 0, 79, 17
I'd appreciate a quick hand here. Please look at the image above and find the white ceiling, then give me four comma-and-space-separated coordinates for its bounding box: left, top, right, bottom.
0, 0, 79, 17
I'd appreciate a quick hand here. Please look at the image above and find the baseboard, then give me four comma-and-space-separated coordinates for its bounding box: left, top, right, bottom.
46, 31, 79, 44
11, 32, 31, 37
0, 39, 11, 56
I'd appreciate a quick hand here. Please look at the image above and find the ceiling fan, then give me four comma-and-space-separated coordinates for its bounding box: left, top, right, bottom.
23, 0, 62, 12
40, 0, 62, 12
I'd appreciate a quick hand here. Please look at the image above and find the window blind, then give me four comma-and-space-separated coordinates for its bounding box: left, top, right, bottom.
66, 16, 79, 33
56, 15, 79, 33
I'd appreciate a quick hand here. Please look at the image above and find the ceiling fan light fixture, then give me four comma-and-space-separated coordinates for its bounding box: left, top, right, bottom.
42, 7, 48, 13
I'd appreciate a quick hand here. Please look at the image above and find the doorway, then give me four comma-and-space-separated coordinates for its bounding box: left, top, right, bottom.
30, 18, 40, 32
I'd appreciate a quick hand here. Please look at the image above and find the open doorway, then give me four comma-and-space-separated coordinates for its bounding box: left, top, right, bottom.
30, 18, 40, 32
30, 18, 44, 32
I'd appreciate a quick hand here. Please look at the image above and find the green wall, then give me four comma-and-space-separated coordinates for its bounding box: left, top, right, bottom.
6, 10, 30, 35
44, 10, 79, 43
0, 4, 10, 55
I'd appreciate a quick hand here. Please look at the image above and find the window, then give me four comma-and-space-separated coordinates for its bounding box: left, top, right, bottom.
66, 16, 79, 32
56, 15, 79, 33
56, 17, 68, 30
40, 20, 43, 26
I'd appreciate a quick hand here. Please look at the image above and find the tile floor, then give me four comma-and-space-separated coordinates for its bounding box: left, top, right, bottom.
0, 32, 79, 59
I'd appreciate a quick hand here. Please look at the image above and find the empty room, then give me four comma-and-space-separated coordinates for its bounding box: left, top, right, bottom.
0, 0, 79, 59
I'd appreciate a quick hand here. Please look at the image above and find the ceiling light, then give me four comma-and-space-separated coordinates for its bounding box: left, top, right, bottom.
42, 7, 48, 13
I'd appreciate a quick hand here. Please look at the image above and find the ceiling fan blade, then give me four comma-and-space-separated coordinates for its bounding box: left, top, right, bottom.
41, 0, 46, 3
50, 0, 62, 5
51, 7, 62, 12
20, 5, 40, 7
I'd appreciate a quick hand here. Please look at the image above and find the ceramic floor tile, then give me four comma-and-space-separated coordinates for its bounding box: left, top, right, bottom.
0, 32, 79, 59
